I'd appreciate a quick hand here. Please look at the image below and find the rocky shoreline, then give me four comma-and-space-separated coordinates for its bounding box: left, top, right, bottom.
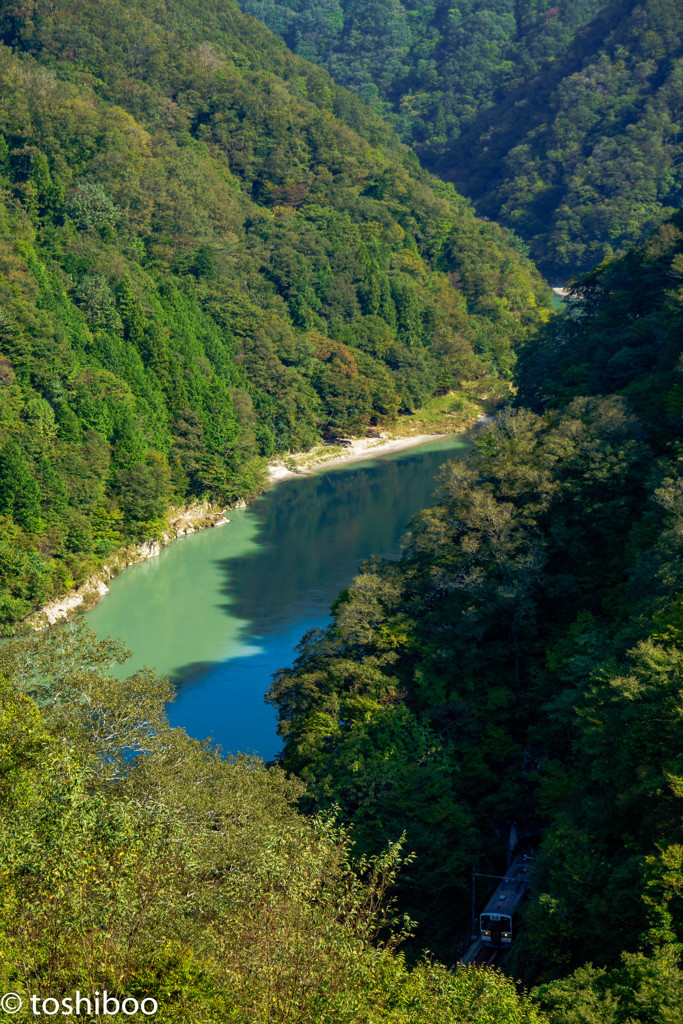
33, 424, 475, 628
32, 499, 242, 628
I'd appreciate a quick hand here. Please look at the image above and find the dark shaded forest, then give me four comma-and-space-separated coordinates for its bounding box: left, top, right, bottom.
268, 213, 683, 1020
235, 0, 683, 278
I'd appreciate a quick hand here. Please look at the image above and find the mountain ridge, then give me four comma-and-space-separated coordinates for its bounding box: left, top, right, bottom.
231, 0, 683, 277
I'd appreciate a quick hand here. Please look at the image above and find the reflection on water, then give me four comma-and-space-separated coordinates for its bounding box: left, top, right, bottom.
87, 435, 471, 759
216, 457, 435, 632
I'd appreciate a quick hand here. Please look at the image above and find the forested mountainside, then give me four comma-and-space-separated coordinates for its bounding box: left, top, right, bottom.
235, 0, 683, 279
267, 213, 683, 1019
0, 0, 548, 624
448, 0, 683, 278
237, 0, 603, 154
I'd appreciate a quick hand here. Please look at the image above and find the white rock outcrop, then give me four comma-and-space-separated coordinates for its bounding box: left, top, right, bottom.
32, 500, 234, 628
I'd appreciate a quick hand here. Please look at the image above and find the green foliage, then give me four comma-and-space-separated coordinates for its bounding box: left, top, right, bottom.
0, 439, 42, 532
235, 0, 683, 278
0, 0, 548, 622
268, 213, 683, 1006
239, 0, 601, 162
65, 182, 120, 231
449, 0, 683, 278
534, 946, 683, 1024
0, 622, 547, 1023
517, 213, 683, 415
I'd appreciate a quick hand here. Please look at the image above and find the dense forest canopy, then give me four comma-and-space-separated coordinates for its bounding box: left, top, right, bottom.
0, 619, 548, 1022
267, 213, 683, 1018
3, 0, 683, 1021
236, 0, 603, 148
0, 0, 548, 623
447, 0, 683, 278
234, 0, 683, 278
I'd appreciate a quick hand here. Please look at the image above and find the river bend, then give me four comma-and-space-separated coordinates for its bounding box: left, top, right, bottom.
87, 434, 470, 760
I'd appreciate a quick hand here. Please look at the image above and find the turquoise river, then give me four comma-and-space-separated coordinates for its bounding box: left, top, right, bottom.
87, 433, 471, 760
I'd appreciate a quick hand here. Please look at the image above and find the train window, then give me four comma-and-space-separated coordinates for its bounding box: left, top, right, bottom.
481, 915, 511, 931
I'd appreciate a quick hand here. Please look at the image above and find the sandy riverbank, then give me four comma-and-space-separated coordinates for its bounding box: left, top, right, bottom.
267, 432, 448, 483
33, 423, 480, 627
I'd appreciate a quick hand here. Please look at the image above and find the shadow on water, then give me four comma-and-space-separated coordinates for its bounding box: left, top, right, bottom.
215, 463, 410, 623
88, 434, 473, 758
171, 440, 471, 692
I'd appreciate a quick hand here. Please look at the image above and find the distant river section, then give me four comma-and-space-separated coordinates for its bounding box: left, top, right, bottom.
87, 434, 471, 760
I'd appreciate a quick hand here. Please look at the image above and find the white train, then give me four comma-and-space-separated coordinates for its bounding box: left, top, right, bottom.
479, 851, 534, 948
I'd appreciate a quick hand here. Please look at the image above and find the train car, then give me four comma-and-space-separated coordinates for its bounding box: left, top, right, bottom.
479, 851, 534, 948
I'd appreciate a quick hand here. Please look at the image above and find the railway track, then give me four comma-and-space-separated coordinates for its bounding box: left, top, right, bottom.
475, 946, 501, 967
458, 939, 505, 968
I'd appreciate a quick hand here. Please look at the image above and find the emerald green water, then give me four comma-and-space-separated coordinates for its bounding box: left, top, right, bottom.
87, 434, 471, 760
